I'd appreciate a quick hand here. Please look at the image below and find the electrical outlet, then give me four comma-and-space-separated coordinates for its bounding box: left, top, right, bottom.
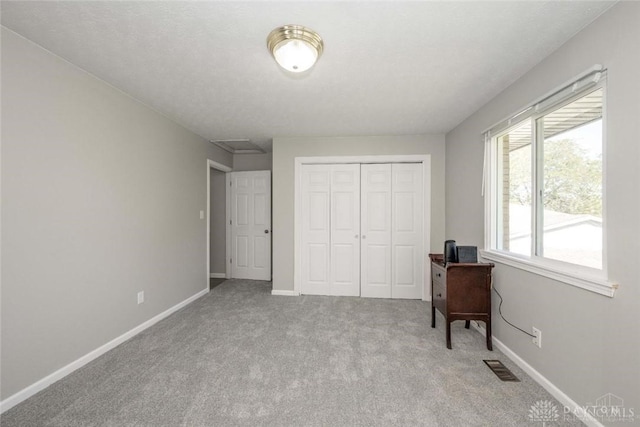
532, 327, 542, 348
137, 291, 144, 305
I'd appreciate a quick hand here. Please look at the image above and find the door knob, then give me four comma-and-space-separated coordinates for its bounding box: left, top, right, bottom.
355, 234, 359, 238
264, 230, 269, 234
362, 235, 366, 239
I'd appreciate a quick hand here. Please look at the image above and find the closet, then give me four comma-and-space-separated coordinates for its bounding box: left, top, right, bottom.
300, 163, 423, 299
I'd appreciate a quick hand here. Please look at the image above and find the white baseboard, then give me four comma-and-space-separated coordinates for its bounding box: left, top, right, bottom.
0, 288, 209, 414
470, 322, 603, 427
209, 273, 226, 278
271, 290, 299, 296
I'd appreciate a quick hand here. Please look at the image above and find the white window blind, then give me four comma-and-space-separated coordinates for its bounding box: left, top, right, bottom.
483, 65, 606, 139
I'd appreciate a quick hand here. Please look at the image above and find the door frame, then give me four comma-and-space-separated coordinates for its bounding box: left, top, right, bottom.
206, 159, 233, 290
294, 155, 432, 300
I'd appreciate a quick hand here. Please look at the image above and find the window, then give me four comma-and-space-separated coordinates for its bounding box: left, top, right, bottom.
483, 67, 615, 296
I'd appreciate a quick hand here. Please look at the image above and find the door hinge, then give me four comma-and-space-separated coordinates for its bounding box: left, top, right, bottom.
230, 219, 232, 225
230, 258, 232, 264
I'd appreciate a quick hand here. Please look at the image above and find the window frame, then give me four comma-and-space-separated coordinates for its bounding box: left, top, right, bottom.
482, 76, 617, 297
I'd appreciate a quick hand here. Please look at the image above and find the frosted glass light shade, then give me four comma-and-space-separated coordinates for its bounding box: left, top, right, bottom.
273, 39, 318, 72
267, 25, 323, 73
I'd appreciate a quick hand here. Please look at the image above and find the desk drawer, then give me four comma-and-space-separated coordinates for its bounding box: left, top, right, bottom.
432, 264, 446, 285
432, 278, 446, 315
433, 279, 446, 301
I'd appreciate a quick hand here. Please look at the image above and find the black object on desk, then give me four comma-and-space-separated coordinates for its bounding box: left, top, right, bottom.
457, 246, 478, 263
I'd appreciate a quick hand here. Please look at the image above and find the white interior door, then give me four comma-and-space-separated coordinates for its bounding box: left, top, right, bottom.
391, 163, 423, 299
329, 164, 361, 296
360, 164, 392, 298
230, 171, 271, 280
300, 165, 331, 295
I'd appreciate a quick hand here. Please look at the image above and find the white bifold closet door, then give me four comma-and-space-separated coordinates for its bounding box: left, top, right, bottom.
301, 163, 422, 299
301, 164, 360, 296
360, 164, 393, 298
361, 163, 423, 299
390, 163, 423, 299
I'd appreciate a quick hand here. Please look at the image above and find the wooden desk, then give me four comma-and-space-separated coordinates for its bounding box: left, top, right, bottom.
429, 253, 494, 350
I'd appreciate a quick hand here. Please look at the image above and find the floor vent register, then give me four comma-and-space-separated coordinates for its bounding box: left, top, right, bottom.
483, 360, 520, 382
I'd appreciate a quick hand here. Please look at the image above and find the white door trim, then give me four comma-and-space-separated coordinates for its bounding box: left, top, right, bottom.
294, 155, 431, 299
206, 159, 232, 291
225, 172, 231, 279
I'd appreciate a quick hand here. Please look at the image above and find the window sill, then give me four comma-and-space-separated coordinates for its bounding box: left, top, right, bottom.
479, 250, 617, 297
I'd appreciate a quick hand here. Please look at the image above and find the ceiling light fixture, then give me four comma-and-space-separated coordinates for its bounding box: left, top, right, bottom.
267, 25, 323, 73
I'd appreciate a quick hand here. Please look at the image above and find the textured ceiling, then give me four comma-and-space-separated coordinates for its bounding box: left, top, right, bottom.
1, 1, 615, 152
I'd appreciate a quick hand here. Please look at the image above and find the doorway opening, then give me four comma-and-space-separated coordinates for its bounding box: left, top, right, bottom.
206, 159, 232, 290
206, 161, 273, 290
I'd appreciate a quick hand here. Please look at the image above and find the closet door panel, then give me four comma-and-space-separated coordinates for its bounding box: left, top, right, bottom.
330, 164, 361, 296
361, 164, 392, 298
394, 245, 415, 285
301, 166, 331, 295
392, 163, 423, 299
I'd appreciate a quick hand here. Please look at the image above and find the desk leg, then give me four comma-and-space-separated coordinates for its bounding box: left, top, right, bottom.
486, 319, 493, 351
446, 321, 452, 349
464, 320, 470, 329
431, 306, 436, 328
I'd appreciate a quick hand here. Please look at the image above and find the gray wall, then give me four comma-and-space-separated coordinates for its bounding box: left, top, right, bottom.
445, 2, 640, 416
272, 135, 445, 292
209, 169, 226, 274
1, 28, 232, 400
232, 152, 272, 171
